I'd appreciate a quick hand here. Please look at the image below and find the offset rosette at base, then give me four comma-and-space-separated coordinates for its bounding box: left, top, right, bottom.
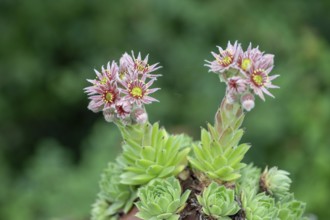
197, 182, 240, 219
241, 190, 278, 220
135, 177, 191, 220
277, 194, 306, 220
237, 163, 261, 193
91, 162, 137, 220
91, 198, 116, 220
260, 166, 292, 199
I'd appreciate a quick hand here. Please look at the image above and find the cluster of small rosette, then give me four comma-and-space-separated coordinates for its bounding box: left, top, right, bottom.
206, 41, 279, 111
84, 52, 161, 124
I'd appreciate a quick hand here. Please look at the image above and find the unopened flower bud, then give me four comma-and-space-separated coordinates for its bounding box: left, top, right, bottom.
260, 167, 291, 198
88, 100, 102, 113
241, 93, 255, 111
103, 108, 115, 122
226, 91, 238, 104
131, 108, 148, 124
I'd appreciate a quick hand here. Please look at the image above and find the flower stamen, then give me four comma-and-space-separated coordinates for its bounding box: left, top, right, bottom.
241, 58, 252, 71
103, 91, 115, 103
251, 69, 266, 87
134, 59, 149, 73
217, 53, 233, 67
130, 86, 143, 99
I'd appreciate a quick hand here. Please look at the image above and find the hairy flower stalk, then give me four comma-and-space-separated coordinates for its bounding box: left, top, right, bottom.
85, 45, 309, 220
135, 177, 191, 220
188, 100, 249, 183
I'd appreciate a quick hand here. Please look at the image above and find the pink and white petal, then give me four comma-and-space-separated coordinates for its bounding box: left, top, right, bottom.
261, 87, 275, 98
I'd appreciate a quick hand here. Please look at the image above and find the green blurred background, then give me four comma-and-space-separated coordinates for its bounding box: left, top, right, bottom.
1, 0, 329, 219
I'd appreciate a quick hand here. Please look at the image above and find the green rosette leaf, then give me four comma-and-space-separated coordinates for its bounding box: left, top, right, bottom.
135, 177, 191, 220
277, 194, 306, 220
91, 198, 118, 220
188, 101, 249, 182
237, 163, 261, 193
197, 182, 240, 219
241, 189, 278, 220
91, 162, 137, 220
260, 167, 292, 199
188, 125, 250, 182
117, 122, 191, 185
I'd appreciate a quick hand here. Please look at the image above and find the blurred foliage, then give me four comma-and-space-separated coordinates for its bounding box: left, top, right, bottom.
0, 0, 329, 219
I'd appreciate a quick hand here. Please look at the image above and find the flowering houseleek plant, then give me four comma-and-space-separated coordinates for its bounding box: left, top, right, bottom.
85, 45, 309, 220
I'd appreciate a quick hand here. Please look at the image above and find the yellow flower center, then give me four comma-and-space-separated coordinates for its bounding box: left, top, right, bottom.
221, 56, 233, 66
119, 72, 126, 80
105, 92, 114, 103
252, 74, 264, 86
241, 58, 252, 71
131, 86, 143, 98
100, 77, 107, 85
135, 60, 149, 72
105, 69, 111, 75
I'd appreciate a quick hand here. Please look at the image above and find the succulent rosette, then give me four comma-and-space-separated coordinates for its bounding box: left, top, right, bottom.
135, 177, 191, 220
91, 198, 115, 220
188, 101, 250, 182
260, 167, 292, 199
117, 122, 191, 185
91, 162, 137, 220
241, 190, 278, 220
237, 163, 261, 193
197, 182, 240, 219
188, 126, 250, 182
277, 194, 306, 220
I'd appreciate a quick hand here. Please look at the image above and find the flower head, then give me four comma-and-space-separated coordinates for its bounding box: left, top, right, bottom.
85, 80, 119, 113
237, 43, 263, 74
120, 51, 161, 78
227, 76, 247, 94
85, 51, 161, 124
206, 41, 280, 109
121, 76, 160, 106
206, 41, 241, 73
248, 66, 279, 101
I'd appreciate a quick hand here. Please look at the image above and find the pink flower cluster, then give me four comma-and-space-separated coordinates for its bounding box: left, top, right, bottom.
84, 52, 161, 124
206, 41, 279, 111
